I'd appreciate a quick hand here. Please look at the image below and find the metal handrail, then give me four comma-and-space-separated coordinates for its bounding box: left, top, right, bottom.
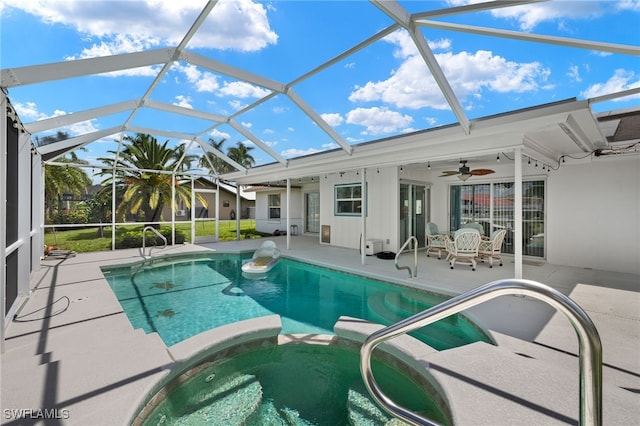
360, 279, 603, 426
142, 226, 167, 258
395, 236, 418, 278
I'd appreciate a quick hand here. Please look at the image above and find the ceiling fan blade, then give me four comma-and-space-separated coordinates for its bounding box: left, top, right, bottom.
439, 171, 460, 176
470, 168, 495, 176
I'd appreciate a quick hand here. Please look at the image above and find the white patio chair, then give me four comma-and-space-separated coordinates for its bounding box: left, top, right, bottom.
461, 222, 485, 237
477, 229, 507, 268
426, 222, 448, 259
445, 228, 481, 270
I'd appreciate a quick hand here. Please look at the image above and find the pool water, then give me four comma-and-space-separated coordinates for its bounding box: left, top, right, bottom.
141, 343, 451, 426
102, 252, 491, 349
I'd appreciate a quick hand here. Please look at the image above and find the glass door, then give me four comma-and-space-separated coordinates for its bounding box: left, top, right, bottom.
305, 192, 320, 233
400, 182, 428, 250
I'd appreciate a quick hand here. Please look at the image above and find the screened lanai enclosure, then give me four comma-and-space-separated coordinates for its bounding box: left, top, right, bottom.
2, 0, 639, 344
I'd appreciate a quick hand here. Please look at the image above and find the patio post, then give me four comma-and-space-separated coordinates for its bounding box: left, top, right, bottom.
514, 147, 523, 278
286, 178, 291, 250
361, 167, 367, 265
1, 93, 7, 353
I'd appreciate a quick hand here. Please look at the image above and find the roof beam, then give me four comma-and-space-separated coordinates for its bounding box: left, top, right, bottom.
286, 88, 353, 155
228, 119, 288, 166
1, 49, 175, 88
36, 126, 122, 156
195, 137, 246, 174
413, 0, 547, 19
371, 0, 470, 134
416, 20, 640, 56
125, 125, 196, 142
24, 99, 139, 133
182, 50, 286, 93
144, 99, 227, 123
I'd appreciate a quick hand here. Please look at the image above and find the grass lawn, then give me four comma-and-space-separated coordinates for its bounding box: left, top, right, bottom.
44, 220, 269, 253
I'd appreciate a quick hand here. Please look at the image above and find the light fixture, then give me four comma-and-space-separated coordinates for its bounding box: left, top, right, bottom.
427, 162, 431, 170
528, 157, 531, 167
496, 153, 500, 163
457, 173, 472, 182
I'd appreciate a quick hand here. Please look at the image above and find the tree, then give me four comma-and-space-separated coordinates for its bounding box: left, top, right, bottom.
44, 151, 92, 222
97, 133, 205, 223
227, 141, 255, 169
199, 137, 230, 175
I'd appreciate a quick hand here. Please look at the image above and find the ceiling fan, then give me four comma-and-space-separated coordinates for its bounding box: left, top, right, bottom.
439, 160, 495, 181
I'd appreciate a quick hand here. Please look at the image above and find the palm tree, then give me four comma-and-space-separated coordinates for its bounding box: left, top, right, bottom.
199, 137, 230, 175
227, 141, 255, 169
44, 152, 92, 221
97, 133, 205, 223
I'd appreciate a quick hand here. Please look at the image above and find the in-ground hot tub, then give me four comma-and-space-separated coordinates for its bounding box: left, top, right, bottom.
131, 315, 453, 426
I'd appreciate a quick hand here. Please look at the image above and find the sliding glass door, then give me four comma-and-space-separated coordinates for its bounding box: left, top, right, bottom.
450, 180, 545, 257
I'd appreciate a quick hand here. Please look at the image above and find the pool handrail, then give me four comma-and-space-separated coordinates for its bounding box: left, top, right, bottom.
360, 278, 603, 426
142, 226, 168, 258
395, 236, 418, 278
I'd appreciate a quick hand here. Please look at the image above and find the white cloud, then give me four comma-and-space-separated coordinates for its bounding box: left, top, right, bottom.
208, 128, 231, 141
241, 121, 252, 128
616, 0, 640, 11
175, 63, 220, 93
173, 95, 193, 109
320, 113, 344, 127
345, 107, 413, 135
567, 65, 582, 83
580, 69, 640, 100
322, 142, 340, 150
447, 0, 603, 31
218, 81, 271, 98
281, 147, 321, 158
350, 32, 550, 110
6, 0, 277, 58
288, 127, 295, 132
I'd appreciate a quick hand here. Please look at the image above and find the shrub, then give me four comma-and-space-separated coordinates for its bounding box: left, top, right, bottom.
115, 228, 185, 249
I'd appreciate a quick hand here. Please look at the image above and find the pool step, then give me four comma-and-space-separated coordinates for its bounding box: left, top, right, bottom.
347, 381, 412, 426
146, 373, 263, 425
367, 292, 469, 350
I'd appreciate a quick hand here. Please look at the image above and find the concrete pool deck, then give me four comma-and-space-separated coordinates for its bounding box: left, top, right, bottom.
1, 236, 639, 425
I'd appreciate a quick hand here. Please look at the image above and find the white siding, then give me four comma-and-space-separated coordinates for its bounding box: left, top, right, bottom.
255, 187, 303, 235
547, 156, 640, 274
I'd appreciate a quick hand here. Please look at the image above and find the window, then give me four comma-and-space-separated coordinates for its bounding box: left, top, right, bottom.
268, 194, 281, 219
335, 183, 363, 216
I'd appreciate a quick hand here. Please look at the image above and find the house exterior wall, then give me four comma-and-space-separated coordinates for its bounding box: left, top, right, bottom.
165, 183, 255, 221
318, 167, 400, 252
546, 156, 640, 275
254, 186, 303, 235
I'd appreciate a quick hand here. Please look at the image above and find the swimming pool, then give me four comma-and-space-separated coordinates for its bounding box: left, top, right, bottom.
101, 252, 492, 349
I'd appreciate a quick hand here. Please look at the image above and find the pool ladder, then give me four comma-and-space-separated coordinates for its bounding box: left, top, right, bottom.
141, 226, 168, 259
360, 278, 603, 426
395, 236, 418, 278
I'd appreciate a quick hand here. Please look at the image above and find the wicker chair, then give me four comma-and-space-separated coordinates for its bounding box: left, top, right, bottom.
477, 229, 507, 268
426, 222, 448, 259
461, 222, 485, 237
445, 228, 482, 270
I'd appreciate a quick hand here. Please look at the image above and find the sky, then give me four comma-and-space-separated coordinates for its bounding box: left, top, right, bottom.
1, 0, 639, 171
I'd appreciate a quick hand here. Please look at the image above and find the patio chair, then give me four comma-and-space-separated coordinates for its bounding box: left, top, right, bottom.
461, 222, 485, 236
445, 228, 481, 270
477, 229, 507, 268
426, 222, 448, 259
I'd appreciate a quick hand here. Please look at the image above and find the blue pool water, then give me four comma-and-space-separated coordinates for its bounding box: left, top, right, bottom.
101, 252, 491, 349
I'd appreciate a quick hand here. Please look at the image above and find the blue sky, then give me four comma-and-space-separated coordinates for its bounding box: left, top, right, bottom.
1, 0, 639, 169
